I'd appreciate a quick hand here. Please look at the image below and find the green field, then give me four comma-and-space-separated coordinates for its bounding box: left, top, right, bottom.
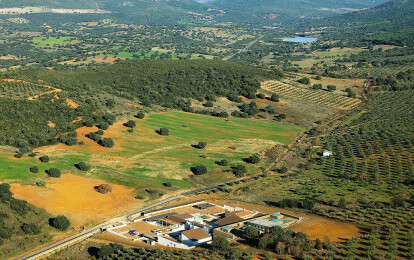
0, 112, 304, 190
32, 37, 77, 47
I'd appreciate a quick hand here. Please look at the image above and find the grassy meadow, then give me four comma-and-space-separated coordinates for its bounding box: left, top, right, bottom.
0, 112, 304, 191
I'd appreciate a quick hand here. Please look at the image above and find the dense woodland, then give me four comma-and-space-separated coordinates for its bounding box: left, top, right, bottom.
0, 60, 279, 150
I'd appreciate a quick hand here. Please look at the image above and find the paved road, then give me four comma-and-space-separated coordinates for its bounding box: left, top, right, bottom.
224, 35, 264, 61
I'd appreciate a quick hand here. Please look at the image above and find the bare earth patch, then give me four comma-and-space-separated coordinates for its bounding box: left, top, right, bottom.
10, 174, 138, 227
47, 121, 56, 128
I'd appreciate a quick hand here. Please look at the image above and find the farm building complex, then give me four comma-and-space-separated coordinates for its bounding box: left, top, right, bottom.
105, 200, 305, 249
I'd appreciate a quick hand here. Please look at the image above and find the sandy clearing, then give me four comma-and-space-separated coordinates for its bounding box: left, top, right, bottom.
10, 174, 138, 227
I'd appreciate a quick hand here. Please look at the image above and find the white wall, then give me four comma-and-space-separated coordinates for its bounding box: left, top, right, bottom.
158, 235, 192, 249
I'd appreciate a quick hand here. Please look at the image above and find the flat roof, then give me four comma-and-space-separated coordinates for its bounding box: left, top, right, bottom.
194, 203, 216, 209
182, 228, 211, 241
145, 212, 177, 222
248, 219, 282, 228
215, 214, 244, 227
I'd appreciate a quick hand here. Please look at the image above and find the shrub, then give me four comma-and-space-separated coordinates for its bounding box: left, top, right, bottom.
212, 236, 229, 251
270, 93, 279, 102
247, 154, 260, 164
124, 120, 136, 128
327, 85, 337, 92
29, 166, 39, 173
158, 128, 169, 136
135, 112, 145, 119
47, 168, 61, 178
52, 215, 70, 231
29, 152, 37, 157
191, 165, 208, 175
36, 181, 46, 187
82, 118, 94, 127
244, 226, 259, 239
39, 155, 49, 163
14, 152, 23, 158
196, 141, 207, 149
163, 182, 172, 187
233, 165, 247, 177
86, 132, 101, 142
298, 77, 310, 85
279, 166, 288, 173
10, 198, 29, 215
21, 223, 41, 235
99, 138, 114, 148
219, 159, 228, 166
338, 197, 347, 209
312, 84, 323, 90
95, 184, 112, 194
257, 93, 266, 99
99, 122, 109, 130
58, 134, 78, 146
204, 101, 214, 107
0, 183, 13, 201
96, 130, 104, 135
75, 162, 91, 171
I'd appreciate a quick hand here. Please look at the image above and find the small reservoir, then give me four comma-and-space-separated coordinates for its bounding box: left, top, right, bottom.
283, 37, 318, 43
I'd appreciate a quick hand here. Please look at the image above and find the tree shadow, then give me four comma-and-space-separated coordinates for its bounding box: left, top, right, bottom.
87, 246, 100, 257
48, 217, 55, 227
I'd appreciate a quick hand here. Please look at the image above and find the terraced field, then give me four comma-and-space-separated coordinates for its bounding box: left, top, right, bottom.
262, 80, 362, 110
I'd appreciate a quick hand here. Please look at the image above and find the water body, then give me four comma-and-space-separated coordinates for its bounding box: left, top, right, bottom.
283, 37, 318, 43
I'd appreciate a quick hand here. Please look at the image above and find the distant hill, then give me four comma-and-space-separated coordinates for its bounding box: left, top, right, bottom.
0, 0, 96, 9
209, 0, 389, 20
313, 0, 414, 40
0, 0, 390, 25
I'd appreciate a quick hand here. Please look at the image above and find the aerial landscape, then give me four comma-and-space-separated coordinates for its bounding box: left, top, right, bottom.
0, 0, 413, 259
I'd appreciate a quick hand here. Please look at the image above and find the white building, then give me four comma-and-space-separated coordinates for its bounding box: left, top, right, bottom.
180, 228, 212, 247
323, 150, 333, 157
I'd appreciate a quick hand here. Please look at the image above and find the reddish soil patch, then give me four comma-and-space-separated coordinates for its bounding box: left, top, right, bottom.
126, 103, 142, 108
47, 121, 56, 128
71, 116, 84, 123
10, 174, 138, 227
289, 217, 361, 242
66, 98, 79, 108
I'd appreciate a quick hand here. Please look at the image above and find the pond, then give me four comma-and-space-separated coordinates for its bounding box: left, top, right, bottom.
283, 37, 318, 43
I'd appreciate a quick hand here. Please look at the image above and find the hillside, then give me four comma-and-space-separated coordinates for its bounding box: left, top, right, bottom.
0, 0, 95, 9
209, 0, 389, 23
312, 0, 414, 40
0, 0, 389, 25
0, 60, 279, 150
